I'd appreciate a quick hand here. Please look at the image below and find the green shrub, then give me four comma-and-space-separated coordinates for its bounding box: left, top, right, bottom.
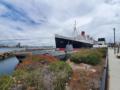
70, 49, 103, 65
50, 61, 72, 90
97, 48, 107, 58
12, 68, 45, 90
9, 61, 72, 90
85, 54, 100, 65
50, 61, 72, 74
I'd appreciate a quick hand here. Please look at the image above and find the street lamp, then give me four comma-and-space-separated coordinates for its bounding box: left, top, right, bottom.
113, 28, 116, 54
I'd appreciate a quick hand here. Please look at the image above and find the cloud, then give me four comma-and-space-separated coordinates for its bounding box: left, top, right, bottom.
0, 0, 120, 46
0, 1, 44, 25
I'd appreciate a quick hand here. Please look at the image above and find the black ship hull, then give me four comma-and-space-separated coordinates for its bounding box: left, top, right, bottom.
55, 37, 93, 49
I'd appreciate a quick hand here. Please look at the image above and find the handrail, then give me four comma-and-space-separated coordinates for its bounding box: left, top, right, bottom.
100, 48, 109, 90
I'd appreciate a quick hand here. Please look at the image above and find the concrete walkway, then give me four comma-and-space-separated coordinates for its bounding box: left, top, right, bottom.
108, 48, 120, 90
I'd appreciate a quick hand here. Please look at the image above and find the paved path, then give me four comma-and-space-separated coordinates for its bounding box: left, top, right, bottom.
108, 48, 120, 90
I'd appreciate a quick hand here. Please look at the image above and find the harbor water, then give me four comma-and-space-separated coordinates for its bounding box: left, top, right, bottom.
0, 48, 24, 75
0, 57, 19, 75
0, 48, 66, 75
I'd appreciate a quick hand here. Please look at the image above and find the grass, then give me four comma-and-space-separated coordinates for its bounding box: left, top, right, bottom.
0, 48, 107, 90
50, 61, 72, 90
0, 75, 14, 90
68, 48, 107, 90
11, 62, 72, 90
0, 55, 72, 90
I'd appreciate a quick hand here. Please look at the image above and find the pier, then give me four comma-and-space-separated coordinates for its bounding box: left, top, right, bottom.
0, 50, 31, 61
0, 52, 14, 60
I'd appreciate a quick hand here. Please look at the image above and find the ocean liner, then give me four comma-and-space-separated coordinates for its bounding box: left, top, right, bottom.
55, 22, 94, 50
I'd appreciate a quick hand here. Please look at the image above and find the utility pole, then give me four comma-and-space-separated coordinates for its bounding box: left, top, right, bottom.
113, 28, 116, 54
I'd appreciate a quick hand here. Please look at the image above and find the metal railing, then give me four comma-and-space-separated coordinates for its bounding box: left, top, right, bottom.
100, 48, 109, 90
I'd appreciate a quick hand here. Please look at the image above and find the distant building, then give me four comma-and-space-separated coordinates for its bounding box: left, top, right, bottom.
97, 38, 106, 45
16, 43, 21, 48
93, 38, 107, 48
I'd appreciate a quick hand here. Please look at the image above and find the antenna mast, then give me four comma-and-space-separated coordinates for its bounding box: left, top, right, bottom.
74, 20, 77, 40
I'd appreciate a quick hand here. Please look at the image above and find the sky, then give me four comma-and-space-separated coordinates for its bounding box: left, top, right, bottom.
0, 0, 120, 46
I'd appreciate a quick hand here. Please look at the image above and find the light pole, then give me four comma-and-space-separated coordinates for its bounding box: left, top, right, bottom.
113, 28, 116, 54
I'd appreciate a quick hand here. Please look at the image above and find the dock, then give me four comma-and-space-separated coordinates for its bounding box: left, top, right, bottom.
0, 52, 14, 60
0, 50, 31, 60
